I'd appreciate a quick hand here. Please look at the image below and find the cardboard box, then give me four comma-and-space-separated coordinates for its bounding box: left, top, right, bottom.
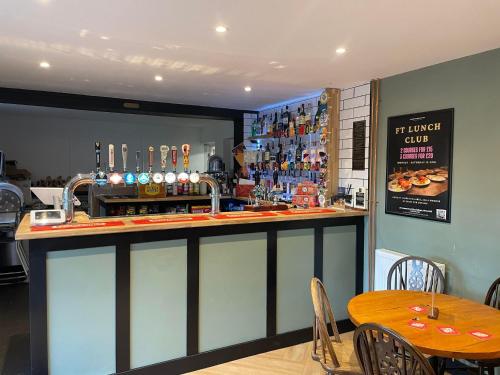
292, 195, 318, 208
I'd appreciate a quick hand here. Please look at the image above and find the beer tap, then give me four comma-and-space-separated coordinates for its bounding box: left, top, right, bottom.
123, 144, 136, 185
158, 145, 170, 185
137, 150, 150, 185
135, 150, 141, 174
171, 146, 178, 172
149, 146, 163, 184
160, 145, 169, 174
108, 144, 123, 185
177, 144, 190, 184
122, 144, 128, 172
94, 142, 107, 186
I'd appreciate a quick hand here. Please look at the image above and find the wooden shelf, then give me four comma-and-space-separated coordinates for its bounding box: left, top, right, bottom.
97, 195, 233, 204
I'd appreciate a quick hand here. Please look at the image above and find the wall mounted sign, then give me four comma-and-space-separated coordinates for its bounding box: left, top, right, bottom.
385, 108, 453, 222
352, 120, 366, 170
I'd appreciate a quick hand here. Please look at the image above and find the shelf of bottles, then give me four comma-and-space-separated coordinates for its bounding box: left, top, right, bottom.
244, 90, 334, 204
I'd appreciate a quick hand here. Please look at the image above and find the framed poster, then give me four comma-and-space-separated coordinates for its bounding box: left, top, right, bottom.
385, 108, 453, 222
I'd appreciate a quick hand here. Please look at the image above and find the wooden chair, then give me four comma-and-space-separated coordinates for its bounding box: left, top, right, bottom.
387, 256, 445, 293
354, 322, 436, 375
475, 277, 500, 375
310, 277, 362, 374
485, 276, 500, 309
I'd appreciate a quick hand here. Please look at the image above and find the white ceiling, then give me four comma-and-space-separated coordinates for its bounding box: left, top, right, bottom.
1, 0, 500, 111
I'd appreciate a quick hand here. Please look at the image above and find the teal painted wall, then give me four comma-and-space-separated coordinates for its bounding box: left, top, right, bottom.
377, 48, 500, 301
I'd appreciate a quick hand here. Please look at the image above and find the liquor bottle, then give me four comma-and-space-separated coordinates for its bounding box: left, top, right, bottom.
272, 112, 278, 137
289, 111, 295, 137
295, 138, 303, 163
314, 100, 321, 132
251, 119, 258, 137
276, 141, 282, 165
273, 167, 279, 187
259, 145, 265, 170
278, 109, 283, 138
282, 106, 289, 137
305, 104, 312, 134
264, 143, 271, 164
288, 141, 295, 171
269, 141, 276, 164
260, 115, 266, 135
267, 114, 273, 136
299, 104, 306, 135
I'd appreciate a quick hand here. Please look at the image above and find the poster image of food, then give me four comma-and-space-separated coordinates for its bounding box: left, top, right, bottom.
385, 108, 453, 222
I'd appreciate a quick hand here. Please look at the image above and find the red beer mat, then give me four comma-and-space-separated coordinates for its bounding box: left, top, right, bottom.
408, 305, 429, 313
408, 320, 428, 330
214, 212, 278, 219
468, 330, 493, 340
280, 209, 336, 215
31, 221, 125, 231
437, 326, 460, 335
133, 216, 210, 225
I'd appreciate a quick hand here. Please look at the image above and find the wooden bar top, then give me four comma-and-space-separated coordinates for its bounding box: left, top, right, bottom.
16, 208, 367, 240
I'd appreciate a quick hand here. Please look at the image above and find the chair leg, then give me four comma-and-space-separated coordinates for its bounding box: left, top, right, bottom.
478, 365, 496, 375
437, 357, 446, 375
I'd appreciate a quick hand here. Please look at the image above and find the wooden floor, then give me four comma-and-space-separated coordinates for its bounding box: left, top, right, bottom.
187, 332, 356, 375
187, 332, 466, 375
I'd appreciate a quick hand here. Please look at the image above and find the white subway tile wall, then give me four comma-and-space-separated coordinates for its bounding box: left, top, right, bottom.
244, 82, 371, 193
338, 82, 371, 192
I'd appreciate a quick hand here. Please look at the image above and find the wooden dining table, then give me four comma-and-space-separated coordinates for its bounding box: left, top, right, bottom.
347, 290, 500, 360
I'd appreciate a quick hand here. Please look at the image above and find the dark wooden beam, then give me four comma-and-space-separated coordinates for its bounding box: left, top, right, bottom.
0, 87, 257, 121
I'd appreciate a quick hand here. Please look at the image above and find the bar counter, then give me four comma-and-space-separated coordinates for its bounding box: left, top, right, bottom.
17, 208, 366, 375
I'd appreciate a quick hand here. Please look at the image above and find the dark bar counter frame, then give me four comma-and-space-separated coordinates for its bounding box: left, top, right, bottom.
28, 216, 364, 375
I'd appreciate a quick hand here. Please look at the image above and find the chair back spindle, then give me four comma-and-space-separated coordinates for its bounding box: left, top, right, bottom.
387, 256, 445, 293
354, 323, 436, 375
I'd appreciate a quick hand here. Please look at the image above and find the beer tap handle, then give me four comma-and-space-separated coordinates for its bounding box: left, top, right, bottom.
135, 151, 141, 173
171, 146, 178, 172
160, 145, 169, 172
95, 141, 101, 172
108, 144, 115, 173
121, 144, 128, 172
148, 146, 154, 172
182, 144, 190, 171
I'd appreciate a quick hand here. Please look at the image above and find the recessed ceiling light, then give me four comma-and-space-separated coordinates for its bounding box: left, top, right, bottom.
79, 29, 89, 38
269, 61, 279, 65
39, 61, 50, 69
274, 65, 287, 69
244, 86, 252, 92
154, 75, 163, 82
336, 47, 346, 55
215, 25, 227, 33
100, 35, 110, 40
